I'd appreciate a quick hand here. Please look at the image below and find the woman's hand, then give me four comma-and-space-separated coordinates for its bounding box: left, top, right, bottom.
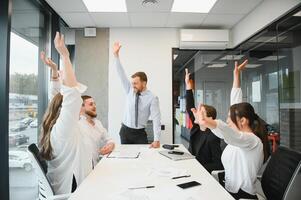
191, 104, 217, 130
54, 32, 69, 58
233, 59, 248, 88
233, 59, 248, 77
40, 51, 59, 79
40, 51, 58, 71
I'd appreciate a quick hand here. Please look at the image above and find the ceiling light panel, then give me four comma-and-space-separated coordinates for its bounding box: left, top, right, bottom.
207, 63, 227, 68
246, 64, 262, 68
83, 0, 127, 12
220, 55, 245, 60
172, 0, 217, 13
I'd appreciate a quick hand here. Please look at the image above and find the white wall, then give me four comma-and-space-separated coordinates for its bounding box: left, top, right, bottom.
108, 28, 179, 144
230, 0, 301, 48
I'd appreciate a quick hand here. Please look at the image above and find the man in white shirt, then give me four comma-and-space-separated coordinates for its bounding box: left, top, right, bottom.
41, 52, 115, 167
79, 95, 115, 165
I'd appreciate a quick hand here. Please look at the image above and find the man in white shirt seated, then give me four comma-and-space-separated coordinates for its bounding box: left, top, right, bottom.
79, 95, 115, 165
41, 51, 115, 167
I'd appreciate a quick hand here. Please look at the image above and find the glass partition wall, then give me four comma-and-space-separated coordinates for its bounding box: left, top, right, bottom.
173, 6, 301, 153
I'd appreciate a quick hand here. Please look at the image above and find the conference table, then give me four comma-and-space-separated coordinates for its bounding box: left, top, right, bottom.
69, 144, 234, 200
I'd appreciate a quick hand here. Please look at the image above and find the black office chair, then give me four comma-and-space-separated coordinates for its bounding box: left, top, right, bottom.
283, 161, 301, 200
27, 143, 71, 200
261, 146, 301, 200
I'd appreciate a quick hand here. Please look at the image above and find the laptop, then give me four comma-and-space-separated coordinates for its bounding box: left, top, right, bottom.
159, 150, 195, 161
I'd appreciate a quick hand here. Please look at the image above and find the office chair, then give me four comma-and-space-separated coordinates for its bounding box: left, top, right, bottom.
211, 146, 301, 200
261, 146, 301, 200
283, 161, 301, 200
27, 143, 71, 200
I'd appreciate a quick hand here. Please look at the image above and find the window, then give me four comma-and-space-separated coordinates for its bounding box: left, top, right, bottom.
9, 0, 50, 199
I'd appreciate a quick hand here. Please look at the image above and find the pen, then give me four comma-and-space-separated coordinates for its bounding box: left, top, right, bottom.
172, 175, 191, 179
128, 186, 155, 190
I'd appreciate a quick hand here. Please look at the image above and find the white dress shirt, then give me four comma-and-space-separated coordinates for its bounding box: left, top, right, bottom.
50, 80, 114, 164
47, 83, 93, 195
211, 87, 264, 195
78, 115, 114, 165
114, 57, 161, 141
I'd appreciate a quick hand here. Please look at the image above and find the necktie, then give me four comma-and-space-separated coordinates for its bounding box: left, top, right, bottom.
135, 92, 140, 127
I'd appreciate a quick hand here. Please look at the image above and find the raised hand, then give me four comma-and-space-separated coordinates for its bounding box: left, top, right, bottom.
113, 42, 122, 57
234, 59, 248, 77
233, 59, 248, 88
191, 104, 217, 130
185, 68, 192, 90
54, 32, 69, 58
40, 51, 58, 70
40, 51, 59, 79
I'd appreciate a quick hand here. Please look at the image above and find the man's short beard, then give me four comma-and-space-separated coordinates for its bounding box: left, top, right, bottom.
85, 110, 97, 118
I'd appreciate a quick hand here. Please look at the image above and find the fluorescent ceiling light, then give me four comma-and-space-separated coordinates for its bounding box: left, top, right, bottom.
207, 63, 227, 68
220, 55, 244, 60
83, 0, 127, 12
259, 55, 286, 61
246, 64, 262, 68
172, 0, 217, 13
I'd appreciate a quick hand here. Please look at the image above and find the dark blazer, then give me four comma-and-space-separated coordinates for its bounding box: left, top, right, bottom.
186, 89, 223, 173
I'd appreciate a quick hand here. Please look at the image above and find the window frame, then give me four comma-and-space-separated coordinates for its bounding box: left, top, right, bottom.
0, 0, 65, 199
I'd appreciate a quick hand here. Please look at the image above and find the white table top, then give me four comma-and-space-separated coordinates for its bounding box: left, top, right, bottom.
69, 145, 234, 200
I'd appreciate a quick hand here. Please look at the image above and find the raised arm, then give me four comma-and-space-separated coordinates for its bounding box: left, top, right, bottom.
113, 42, 131, 93
185, 68, 195, 122
51, 32, 86, 139
54, 32, 77, 88
40, 51, 61, 100
231, 59, 248, 105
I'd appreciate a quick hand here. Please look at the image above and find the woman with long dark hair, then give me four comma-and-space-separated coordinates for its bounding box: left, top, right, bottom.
192, 60, 268, 199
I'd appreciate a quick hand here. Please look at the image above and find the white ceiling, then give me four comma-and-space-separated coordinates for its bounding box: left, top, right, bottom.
46, 0, 263, 28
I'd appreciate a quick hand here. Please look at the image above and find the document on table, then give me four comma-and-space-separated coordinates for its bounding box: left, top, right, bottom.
107, 150, 140, 159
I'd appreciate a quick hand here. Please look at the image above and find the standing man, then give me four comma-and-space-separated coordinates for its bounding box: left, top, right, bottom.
113, 42, 161, 148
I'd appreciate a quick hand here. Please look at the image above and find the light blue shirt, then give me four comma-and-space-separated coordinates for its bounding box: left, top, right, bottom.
114, 57, 161, 141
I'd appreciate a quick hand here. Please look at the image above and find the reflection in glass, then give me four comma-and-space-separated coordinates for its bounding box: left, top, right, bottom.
9, 0, 49, 199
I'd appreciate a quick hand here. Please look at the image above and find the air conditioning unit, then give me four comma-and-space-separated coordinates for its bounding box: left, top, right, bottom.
180, 29, 229, 50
